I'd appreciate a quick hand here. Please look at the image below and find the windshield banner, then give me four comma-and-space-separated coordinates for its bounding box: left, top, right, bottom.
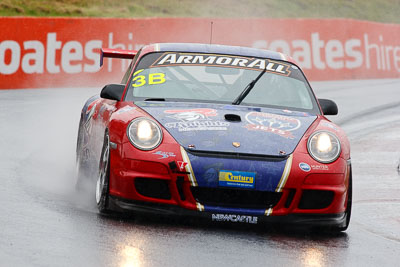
152, 52, 292, 76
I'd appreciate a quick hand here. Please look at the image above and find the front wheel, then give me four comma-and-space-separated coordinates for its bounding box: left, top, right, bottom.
96, 131, 110, 213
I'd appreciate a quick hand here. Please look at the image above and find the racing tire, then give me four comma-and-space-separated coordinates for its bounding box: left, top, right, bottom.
96, 130, 110, 213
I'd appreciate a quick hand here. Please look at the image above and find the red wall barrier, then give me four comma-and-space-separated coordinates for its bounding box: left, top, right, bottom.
1, 17, 400, 89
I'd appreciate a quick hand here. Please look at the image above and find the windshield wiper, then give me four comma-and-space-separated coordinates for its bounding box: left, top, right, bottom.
232, 66, 267, 105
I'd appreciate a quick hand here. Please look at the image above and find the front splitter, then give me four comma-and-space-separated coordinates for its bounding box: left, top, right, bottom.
108, 195, 346, 228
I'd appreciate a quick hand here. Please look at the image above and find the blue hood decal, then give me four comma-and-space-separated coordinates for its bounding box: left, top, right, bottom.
186, 152, 289, 191
136, 102, 316, 157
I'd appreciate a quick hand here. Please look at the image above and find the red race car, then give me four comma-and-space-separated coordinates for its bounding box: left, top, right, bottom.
76, 43, 351, 232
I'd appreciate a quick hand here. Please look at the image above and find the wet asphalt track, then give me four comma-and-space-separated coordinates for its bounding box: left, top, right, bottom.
1, 79, 400, 266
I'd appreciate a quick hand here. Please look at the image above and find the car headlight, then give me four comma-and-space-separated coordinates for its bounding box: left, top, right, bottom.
307, 131, 341, 163
127, 117, 163, 150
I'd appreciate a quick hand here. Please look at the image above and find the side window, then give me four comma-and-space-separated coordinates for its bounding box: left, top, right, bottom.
121, 50, 141, 84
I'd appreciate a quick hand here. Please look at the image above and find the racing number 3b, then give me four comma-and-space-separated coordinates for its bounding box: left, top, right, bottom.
132, 69, 166, 88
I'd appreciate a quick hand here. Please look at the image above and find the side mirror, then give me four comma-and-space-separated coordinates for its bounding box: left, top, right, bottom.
100, 84, 125, 101
318, 99, 338, 115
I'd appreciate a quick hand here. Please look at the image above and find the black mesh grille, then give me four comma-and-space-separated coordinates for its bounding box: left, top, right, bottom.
191, 187, 282, 209
134, 178, 171, 200
298, 190, 334, 210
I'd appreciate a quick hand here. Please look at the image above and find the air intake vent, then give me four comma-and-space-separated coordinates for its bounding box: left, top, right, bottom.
298, 190, 334, 209
134, 178, 171, 200
224, 114, 241, 122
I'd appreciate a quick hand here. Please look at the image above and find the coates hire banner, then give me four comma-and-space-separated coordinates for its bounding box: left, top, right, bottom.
1, 17, 400, 89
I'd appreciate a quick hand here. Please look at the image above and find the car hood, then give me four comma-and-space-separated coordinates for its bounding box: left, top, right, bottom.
135, 101, 317, 157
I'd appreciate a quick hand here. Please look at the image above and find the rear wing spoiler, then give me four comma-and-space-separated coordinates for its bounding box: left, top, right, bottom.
100, 48, 138, 67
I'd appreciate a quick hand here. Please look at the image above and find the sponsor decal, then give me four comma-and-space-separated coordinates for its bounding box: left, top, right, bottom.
152, 151, 176, 159
245, 124, 294, 138
166, 121, 229, 132
311, 164, 329, 171
244, 112, 301, 139
152, 52, 292, 76
177, 161, 188, 171
219, 170, 256, 189
165, 108, 217, 120
212, 214, 258, 224
116, 106, 136, 114
164, 108, 229, 132
131, 69, 166, 88
299, 162, 311, 172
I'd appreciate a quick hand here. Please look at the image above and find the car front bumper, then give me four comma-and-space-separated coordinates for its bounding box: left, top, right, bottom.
108, 195, 347, 228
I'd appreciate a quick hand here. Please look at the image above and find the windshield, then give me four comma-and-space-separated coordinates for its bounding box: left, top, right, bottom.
125, 52, 320, 113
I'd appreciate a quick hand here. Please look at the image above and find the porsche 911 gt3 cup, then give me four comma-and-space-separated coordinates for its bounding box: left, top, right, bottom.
76, 43, 352, 232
